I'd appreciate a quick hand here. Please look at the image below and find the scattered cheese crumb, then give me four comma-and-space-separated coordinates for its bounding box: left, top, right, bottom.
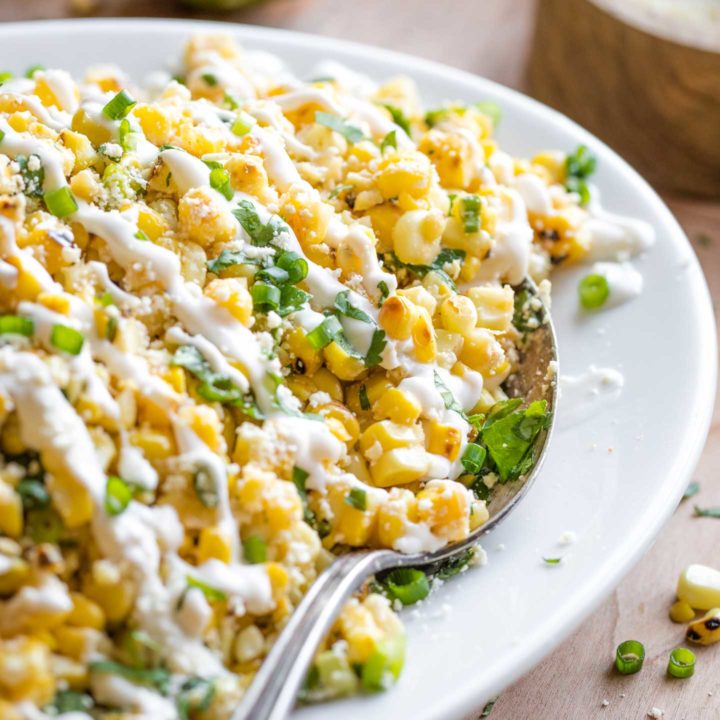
601, 699, 610, 708
648, 708, 664, 719
558, 531, 577, 546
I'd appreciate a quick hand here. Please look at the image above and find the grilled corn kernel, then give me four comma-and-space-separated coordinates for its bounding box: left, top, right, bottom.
397, 285, 437, 317
323, 340, 366, 381
311, 367, 343, 402
370, 447, 430, 488
392, 208, 445, 266
425, 421, 463, 461
687, 607, 720, 646
459, 327, 506, 376
440, 295, 477, 334
669, 600, 696, 624
379, 295, 416, 340
677, 564, 720, 611
0, 636, 55, 704
287, 327, 323, 375
468, 285, 514, 331
415, 479, 469, 541
373, 387, 422, 425
198, 526, 233, 564
359, 420, 423, 456
411, 307, 437, 363
205, 277, 253, 326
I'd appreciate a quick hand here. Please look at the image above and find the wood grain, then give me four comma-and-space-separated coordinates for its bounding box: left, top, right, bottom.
2, 3, 719, 719
529, 0, 720, 199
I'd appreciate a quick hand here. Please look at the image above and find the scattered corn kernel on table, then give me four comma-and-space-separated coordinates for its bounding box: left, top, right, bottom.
4, 1, 720, 718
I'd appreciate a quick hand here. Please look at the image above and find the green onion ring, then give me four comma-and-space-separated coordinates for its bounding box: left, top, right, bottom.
615, 640, 645, 675
667, 647, 695, 679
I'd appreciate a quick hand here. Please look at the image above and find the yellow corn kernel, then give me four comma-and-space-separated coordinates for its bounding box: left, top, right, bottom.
376, 487, 417, 546
205, 277, 253, 326
45, 470, 93, 528
71, 107, 113, 146
440, 295, 478, 334
469, 499, 490, 530
416, 480, 470, 542
311, 367, 343, 402
359, 420, 423, 455
317, 403, 360, 446
327, 480, 379, 546
129, 427, 176, 461
68, 168, 100, 204
459, 328, 506, 376
267, 562, 290, 621
66, 593, 105, 630
392, 209, 445, 266
179, 186, 236, 248
82, 572, 135, 623
178, 404, 225, 454
0, 636, 55, 704
373, 387, 421, 424
0, 558, 29, 595
137, 206, 168, 242
418, 128, 477, 189
411, 307, 437, 363
1, 414, 24, 456
5, 255, 43, 302
226, 154, 272, 203
0, 700, 22, 720
687, 607, 720, 646
37, 292, 71, 316
323, 340, 366, 382
364, 203, 401, 252
198, 526, 233, 564
370, 447, 430, 487
532, 150, 566, 183
285, 375, 315, 404
287, 327, 323, 375
337, 597, 384, 664
375, 153, 432, 201
280, 184, 333, 248
0, 482, 23, 538
53, 626, 100, 661
468, 285, 514, 331
677, 564, 720, 611
265, 481, 303, 534
379, 295, 416, 340
425, 421, 463, 461
60, 129, 96, 173
669, 600, 695, 624
162, 366, 187, 394
35, 76, 79, 112
398, 285, 437, 316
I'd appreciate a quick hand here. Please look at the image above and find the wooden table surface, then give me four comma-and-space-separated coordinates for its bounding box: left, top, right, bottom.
2, 2, 718, 718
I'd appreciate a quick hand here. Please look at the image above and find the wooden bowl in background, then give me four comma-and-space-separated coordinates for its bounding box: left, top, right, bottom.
528, 0, 720, 198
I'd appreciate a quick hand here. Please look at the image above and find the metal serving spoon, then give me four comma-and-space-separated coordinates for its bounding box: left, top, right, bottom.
235, 278, 558, 720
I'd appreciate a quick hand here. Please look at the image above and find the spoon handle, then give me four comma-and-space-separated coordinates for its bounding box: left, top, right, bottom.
234, 549, 397, 720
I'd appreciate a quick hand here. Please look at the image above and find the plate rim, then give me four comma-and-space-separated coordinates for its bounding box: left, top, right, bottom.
0, 17, 716, 719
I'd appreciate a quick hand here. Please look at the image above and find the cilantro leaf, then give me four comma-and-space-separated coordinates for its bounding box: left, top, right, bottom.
334, 290, 373, 324
233, 199, 284, 246
383, 104, 412, 135
385, 248, 465, 290
365, 328, 387, 368
207, 248, 263, 274
433, 370, 466, 418
380, 129, 397, 154
694, 506, 720, 518
315, 111, 365, 144
90, 661, 171, 695
481, 400, 549, 481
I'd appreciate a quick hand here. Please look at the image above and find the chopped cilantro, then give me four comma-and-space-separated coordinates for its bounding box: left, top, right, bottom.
345, 487, 367, 511
382, 104, 411, 135
334, 290, 373, 324
433, 370, 466, 418
315, 111, 365, 144
380, 129, 397, 153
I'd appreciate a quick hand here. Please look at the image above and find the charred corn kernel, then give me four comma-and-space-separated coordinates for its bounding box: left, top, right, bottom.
373, 387, 421, 424
162, 366, 187, 394
469, 499, 490, 530
198, 526, 233, 564
379, 295, 416, 340
323, 340, 366, 381
677, 564, 720, 611
178, 404, 225, 454
415, 479, 469, 541
287, 327, 323, 375
392, 208, 445, 266
66, 593, 105, 630
687, 607, 720, 646
129, 427, 176, 460
425, 421, 463, 461
398, 285, 437, 316
0, 636, 55, 704
459, 327, 506, 376
411, 306, 437, 363
311, 367, 343, 402
226, 155, 272, 202
669, 600, 695, 624
317, 403, 359, 446
285, 374, 315, 404
179, 186, 236, 248
45, 471, 93, 528
468, 285, 514, 331
205, 277, 253, 326
370, 447, 430, 487
440, 295, 477, 334
365, 203, 401, 251
0, 482, 23, 538
359, 420, 423, 456
418, 128, 477, 189
60, 129, 96, 173
0, 558, 29, 595
376, 487, 417, 546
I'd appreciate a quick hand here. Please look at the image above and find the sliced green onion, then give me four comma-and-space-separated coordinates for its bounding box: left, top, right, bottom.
104, 476, 134, 516
383, 568, 430, 605
475, 100, 502, 128
48, 690, 94, 714
201, 73, 218, 87
345, 487, 367, 512
0, 129, 4, 144
278, 285, 310, 316
0, 72, 13, 85
25, 64, 45, 79
257, 266, 289, 286
16, 477, 50, 510
615, 640, 645, 675
134, 229, 150, 241
50, 324, 84, 355
90, 661, 170, 694
382, 104, 411, 135
306, 315, 343, 350
380, 130, 397, 154
102, 90, 137, 120
252, 282, 281, 312
275, 251, 308, 284
460, 194, 482, 233
26, 507, 64, 543
243, 535, 267, 564
44, 186, 78, 218
0, 315, 34, 336
118, 118, 137, 152
566, 144, 597, 179
176, 677, 215, 720
542, 557, 562, 565
193, 465, 219, 508
209, 167, 234, 201
232, 111, 255, 137
461, 443, 487, 474
578, 273, 609, 310
667, 647, 695, 679
187, 575, 227, 602
377, 280, 390, 303
361, 634, 406, 691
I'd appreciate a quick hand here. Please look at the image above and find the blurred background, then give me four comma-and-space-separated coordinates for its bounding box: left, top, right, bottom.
2, 1, 718, 718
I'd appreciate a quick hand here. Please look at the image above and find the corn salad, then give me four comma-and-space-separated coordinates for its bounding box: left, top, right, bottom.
0, 34, 637, 718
